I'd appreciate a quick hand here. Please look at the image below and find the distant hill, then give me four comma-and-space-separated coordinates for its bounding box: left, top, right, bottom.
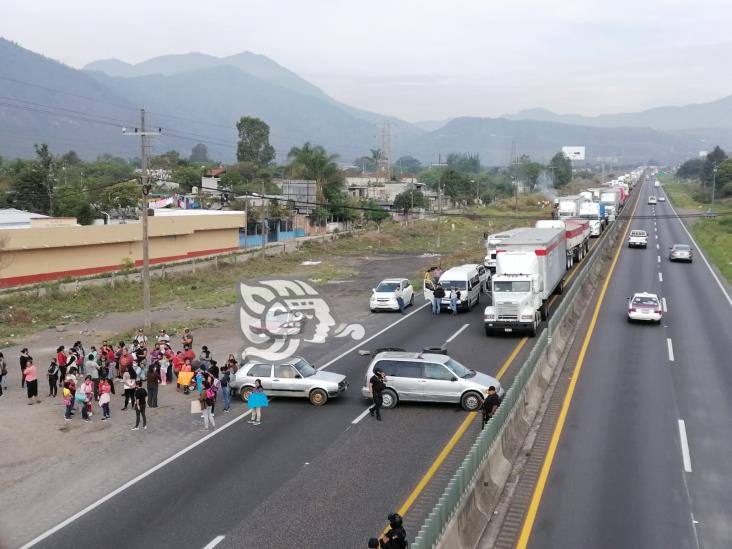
1, 37, 731, 165
504, 95, 732, 131
399, 117, 723, 165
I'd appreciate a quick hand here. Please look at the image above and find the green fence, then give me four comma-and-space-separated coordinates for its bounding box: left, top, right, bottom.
411, 219, 621, 549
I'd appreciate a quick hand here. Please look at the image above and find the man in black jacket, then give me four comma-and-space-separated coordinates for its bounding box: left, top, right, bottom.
432, 284, 445, 315
368, 368, 386, 421
380, 513, 408, 548
481, 385, 501, 429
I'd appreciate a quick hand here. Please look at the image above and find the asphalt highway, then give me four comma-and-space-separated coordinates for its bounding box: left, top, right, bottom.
23, 222, 599, 549
524, 177, 732, 548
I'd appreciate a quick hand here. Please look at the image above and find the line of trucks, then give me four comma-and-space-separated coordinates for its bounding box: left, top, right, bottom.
482, 170, 640, 337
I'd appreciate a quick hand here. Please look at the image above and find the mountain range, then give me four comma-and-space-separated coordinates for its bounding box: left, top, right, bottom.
1, 37, 731, 166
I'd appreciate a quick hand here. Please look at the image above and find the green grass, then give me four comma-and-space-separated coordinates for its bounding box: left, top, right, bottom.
661, 176, 732, 283
0, 201, 545, 346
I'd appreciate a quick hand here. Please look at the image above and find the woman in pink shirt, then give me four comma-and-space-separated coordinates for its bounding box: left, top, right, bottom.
23, 359, 41, 404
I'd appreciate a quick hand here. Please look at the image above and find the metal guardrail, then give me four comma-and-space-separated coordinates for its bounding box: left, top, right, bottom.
411, 217, 624, 549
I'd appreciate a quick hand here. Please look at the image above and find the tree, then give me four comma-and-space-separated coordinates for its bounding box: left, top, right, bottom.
353, 156, 377, 173
287, 142, 341, 201
395, 155, 421, 172
172, 166, 202, 192
150, 150, 182, 170
236, 117, 275, 166
715, 159, 732, 198
549, 152, 572, 187
190, 143, 210, 164
75, 203, 95, 225
61, 150, 82, 166
98, 181, 140, 211
393, 189, 429, 214
676, 158, 704, 180
702, 146, 727, 186
362, 199, 389, 225
524, 162, 544, 191
447, 153, 481, 174
440, 168, 471, 201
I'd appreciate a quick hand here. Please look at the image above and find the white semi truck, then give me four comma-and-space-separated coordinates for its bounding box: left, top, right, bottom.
600, 189, 621, 218
578, 201, 606, 236
483, 228, 526, 272
556, 195, 590, 220
483, 228, 567, 337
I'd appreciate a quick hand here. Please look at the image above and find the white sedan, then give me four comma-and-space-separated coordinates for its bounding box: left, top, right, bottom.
658, 196, 666, 202
370, 278, 414, 312
627, 292, 662, 324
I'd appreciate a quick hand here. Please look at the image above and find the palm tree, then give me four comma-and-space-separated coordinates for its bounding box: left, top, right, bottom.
287, 142, 341, 202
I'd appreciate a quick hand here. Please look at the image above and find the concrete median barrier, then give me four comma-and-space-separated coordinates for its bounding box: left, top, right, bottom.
413, 210, 632, 549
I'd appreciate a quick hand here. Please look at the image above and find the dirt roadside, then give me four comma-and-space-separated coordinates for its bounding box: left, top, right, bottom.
0, 252, 439, 548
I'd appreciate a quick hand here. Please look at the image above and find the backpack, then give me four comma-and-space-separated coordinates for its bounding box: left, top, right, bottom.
48, 364, 57, 375
205, 387, 215, 400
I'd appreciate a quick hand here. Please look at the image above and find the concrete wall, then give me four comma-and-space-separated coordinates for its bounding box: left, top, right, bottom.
0, 214, 244, 287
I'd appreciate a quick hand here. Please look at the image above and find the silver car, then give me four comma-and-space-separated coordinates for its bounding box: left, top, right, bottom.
669, 244, 693, 262
360, 351, 504, 411
231, 357, 347, 406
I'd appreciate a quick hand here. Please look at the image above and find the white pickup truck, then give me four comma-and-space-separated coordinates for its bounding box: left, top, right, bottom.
628, 230, 648, 249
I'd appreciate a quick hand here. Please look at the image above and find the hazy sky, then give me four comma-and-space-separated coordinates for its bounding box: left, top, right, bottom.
5, 0, 732, 121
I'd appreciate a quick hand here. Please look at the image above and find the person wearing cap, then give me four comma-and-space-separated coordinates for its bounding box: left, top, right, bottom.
368, 368, 387, 421
380, 513, 407, 548
481, 385, 501, 429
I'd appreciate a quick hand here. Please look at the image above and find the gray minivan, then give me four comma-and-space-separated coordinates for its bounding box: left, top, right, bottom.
361, 351, 504, 411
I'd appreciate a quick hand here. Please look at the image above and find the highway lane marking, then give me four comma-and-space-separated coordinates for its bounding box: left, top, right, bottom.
659, 272, 663, 282
678, 420, 693, 472
317, 301, 430, 371
19, 407, 254, 549
662, 297, 668, 312
495, 337, 528, 380
445, 323, 470, 344
665, 194, 732, 309
657, 255, 661, 263
517, 177, 640, 549
656, 243, 660, 250
667, 338, 675, 362
387, 335, 526, 530
202, 535, 226, 549
351, 408, 371, 424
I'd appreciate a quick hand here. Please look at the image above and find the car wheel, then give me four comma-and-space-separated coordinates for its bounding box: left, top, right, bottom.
370, 309, 377, 313
461, 391, 483, 411
381, 388, 398, 409
240, 385, 253, 402
484, 326, 493, 337
540, 302, 549, 321
627, 316, 632, 323
309, 388, 328, 406
528, 316, 538, 337
409, 294, 414, 306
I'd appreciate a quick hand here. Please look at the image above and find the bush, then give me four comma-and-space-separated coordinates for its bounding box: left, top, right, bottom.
691, 188, 712, 203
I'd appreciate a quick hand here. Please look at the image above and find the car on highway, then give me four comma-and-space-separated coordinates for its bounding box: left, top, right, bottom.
658, 196, 666, 202
627, 292, 662, 324
361, 350, 504, 411
370, 278, 415, 312
648, 196, 657, 205
628, 230, 648, 249
669, 244, 693, 262
231, 357, 347, 406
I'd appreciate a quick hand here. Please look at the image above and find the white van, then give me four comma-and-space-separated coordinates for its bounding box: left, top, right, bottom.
424, 265, 481, 312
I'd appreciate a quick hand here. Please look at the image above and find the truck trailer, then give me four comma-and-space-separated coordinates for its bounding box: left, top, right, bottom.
483, 228, 567, 336
483, 228, 526, 272
535, 219, 590, 268
578, 201, 607, 236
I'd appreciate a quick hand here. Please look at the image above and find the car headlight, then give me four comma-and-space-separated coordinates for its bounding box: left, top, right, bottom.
520, 314, 533, 320
485, 314, 495, 320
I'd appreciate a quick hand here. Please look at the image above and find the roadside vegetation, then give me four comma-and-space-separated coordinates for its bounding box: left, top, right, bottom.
661, 175, 732, 284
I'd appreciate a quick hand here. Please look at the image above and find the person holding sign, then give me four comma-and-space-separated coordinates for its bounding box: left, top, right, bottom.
247, 379, 268, 425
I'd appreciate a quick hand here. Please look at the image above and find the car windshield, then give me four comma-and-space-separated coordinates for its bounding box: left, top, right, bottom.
441, 280, 466, 291
292, 359, 316, 377
632, 296, 658, 307
376, 282, 400, 292
494, 281, 530, 293
445, 358, 474, 378
673, 245, 690, 251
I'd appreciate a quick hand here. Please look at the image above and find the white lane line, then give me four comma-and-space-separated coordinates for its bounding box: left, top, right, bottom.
655, 227, 658, 232
318, 301, 430, 371
445, 323, 470, 344
666, 194, 732, 308
202, 536, 226, 549
678, 420, 693, 472
667, 338, 675, 362
657, 255, 661, 263
19, 406, 253, 548
352, 408, 371, 424
662, 297, 668, 312
656, 243, 660, 250
659, 272, 663, 282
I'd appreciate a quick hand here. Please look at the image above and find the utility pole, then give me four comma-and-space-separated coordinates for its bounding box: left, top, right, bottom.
711, 163, 718, 214
123, 109, 160, 331
437, 180, 442, 249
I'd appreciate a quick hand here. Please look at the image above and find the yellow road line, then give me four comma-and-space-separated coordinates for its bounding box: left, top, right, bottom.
391, 335, 527, 527
516, 188, 641, 549
495, 337, 528, 381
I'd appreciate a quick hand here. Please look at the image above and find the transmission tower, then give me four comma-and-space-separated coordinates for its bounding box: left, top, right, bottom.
379, 121, 392, 181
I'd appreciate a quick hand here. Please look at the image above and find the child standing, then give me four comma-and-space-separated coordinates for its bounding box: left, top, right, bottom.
248, 379, 267, 425
63, 382, 74, 421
